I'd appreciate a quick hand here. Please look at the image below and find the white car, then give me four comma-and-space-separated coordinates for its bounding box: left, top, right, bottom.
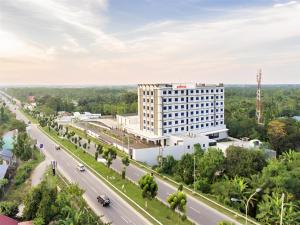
77, 164, 85, 172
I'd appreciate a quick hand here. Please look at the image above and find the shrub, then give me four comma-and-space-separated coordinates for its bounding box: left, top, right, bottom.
14, 163, 33, 186
0, 201, 19, 217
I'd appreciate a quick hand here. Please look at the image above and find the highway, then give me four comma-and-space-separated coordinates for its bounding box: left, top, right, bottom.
2, 91, 241, 225
0, 92, 150, 225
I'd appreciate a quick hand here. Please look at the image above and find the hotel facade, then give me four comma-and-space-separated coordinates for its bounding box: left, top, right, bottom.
117, 83, 228, 165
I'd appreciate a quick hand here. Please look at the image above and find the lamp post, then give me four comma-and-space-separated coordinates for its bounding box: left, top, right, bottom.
280, 193, 285, 225
231, 188, 262, 225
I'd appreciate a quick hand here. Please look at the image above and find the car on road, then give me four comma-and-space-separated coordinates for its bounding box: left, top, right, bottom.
97, 194, 110, 206
77, 163, 85, 172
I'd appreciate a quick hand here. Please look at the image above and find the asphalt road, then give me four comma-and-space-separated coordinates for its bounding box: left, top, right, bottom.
0, 92, 150, 225
2, 91, 240, 225
73, 123, 240, 225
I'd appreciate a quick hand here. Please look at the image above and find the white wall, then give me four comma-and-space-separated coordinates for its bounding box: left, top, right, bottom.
132, 135, 209, 165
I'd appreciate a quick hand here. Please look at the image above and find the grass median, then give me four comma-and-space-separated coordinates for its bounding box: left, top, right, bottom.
42, 127, 194, 225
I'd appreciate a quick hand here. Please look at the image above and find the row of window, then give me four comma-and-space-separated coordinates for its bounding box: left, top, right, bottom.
163, 121, 224, 134
162, 95, 223, 103
162, 102, 224, 110
162, 89, 224, 95
162, 116, 224, 126
162, 108, 224, 118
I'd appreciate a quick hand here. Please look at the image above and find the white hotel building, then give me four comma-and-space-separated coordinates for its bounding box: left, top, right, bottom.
117, 83, 228, 164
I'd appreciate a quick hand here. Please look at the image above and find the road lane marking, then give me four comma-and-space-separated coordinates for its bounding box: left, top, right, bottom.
190, 206, 201, 215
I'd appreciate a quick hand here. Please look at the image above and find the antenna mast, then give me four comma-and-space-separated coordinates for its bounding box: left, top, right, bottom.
256, 69, 262, 124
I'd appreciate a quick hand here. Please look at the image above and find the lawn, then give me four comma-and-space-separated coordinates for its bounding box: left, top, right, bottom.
42, 127, 194, 225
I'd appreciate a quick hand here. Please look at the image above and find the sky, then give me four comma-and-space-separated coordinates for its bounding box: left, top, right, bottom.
0, 0, 299, 85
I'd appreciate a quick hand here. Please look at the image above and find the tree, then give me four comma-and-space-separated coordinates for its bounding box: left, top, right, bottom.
121, 156, 130, 179
0, 201, 19, 218
13, 132, 33, 161
0, 178, 8, 195
267, 120, 287, 153
176, 153, 194, 184
197, 148, 225, 183
102, 147, 117, 168
138, 173, 158, 199
158, 155, 177, 175
257, 192, 300, 225
225, 146, 266, 178
167, 189, 187, 220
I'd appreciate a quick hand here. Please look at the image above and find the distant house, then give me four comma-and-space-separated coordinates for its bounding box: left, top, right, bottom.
0, 164, 9, 179
0, 215, 33, 225
0, 149, 13, 165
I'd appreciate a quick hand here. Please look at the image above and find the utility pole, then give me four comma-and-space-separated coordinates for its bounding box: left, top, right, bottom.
193, 154, 196, 192
256, 69, 263, 124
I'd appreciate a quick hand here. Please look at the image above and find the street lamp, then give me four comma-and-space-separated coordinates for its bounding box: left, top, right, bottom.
280, 193, 285, 225
231, 188, 262, 225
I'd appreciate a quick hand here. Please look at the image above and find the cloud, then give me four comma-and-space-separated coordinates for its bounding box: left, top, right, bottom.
0, 0, 300, 84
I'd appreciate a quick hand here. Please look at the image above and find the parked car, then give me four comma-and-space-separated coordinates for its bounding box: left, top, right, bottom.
97, 194, 110, 206
77, 164, 85, 172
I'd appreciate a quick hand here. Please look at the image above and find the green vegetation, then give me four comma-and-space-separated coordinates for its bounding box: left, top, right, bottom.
0, 104, 26, 135
23, 170, 103, 225
156, 146, 300, 224
225, 86, 300, 154
7, 87, 138, 116
42, 127, 194, 225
